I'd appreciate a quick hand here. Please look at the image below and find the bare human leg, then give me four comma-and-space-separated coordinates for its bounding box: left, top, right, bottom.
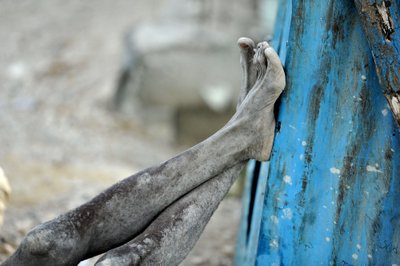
2, 38, 285, 266
94, 38, 284, 266
93, 37, 257, 266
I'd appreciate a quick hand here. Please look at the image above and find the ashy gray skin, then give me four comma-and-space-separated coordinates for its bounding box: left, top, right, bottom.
95, 163, 244, 266
94, 38, 283, 266
2, 38, 285, 266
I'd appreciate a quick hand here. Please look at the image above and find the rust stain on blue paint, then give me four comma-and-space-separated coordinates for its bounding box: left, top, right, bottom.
236, 0, 400, 265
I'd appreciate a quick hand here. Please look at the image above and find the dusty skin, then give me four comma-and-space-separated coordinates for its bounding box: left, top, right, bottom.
2, 38, 285, 266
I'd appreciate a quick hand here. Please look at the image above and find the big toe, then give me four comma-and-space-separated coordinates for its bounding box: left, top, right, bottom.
264, 45, 283, 72
238, 37, 255, 50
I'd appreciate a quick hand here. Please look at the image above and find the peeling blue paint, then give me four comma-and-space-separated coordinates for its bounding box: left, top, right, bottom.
236, 0, 400, 265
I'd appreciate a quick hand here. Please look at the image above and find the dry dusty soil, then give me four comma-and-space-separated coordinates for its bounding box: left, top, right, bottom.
0, 1, 242, 265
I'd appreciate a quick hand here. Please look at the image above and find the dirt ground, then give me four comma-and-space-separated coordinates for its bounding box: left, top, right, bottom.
0, 1, 242, 265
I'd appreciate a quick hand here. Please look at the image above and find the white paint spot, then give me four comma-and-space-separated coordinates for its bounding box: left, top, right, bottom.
352, 253, 358, 260
299, 154, 304, 161
391, 148, 395, 153
270, 215, 279, 224
330, 187, 333, 191
283, 175, 292, 185
366, 165, 383, 173
269, 239, 279, 249
323, 205, 327, 209
331, 201, 335, 205
368, 254, 372, 259
325, 237, 331, 242
392, 264, 398, 266
330, 167, 341, 175
382, 109, 389, 116
289, 124, 297, 130
282, 208, 293, 220
302, 141, 307, 146
361, 75, 367, 81
356, 244, 361, 250
391, 97, 400, 115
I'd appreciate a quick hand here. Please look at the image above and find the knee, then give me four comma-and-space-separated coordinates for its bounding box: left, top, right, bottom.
3, 226, 59, 266
19, 223, 75, 264
21, 226, 54, 256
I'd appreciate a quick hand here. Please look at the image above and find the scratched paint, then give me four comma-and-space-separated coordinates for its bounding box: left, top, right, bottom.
353, 0, 400, 127
236, 0, 400, 265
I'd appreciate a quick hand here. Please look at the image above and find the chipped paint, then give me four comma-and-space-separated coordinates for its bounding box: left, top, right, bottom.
375, 1, 394, 41
269, 239, 279, 249
283, 175, 292, 185
330, 167, 341, 175
391, 95, 400, 116
238, 0, 400, 265
270, 215, 279, 224
366, 164, 383, 173
354, 0, 400, 127
282, 208, 293, 220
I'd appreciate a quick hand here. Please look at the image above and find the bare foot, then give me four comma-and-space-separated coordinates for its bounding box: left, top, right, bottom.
93, 38, 261, 266
1, 38, 285, 266
231, 40, 285, 161
93, 38, 285, 266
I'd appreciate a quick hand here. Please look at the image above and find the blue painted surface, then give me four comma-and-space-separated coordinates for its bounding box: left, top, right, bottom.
235, 160, 257, 265
235, 162, 270, 266
354, 0, 400, 94
236, 0, 400, 265
354, 0, 400, 127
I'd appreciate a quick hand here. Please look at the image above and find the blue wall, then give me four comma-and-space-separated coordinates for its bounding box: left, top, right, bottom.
236, 0, 400, 265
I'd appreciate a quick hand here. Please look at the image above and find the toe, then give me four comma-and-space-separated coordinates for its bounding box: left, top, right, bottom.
257, 41, 270, 49
264, 45, 286, 91
264, 45, 282, 72
238, 37, 255, 50
238, 37, 255, 64
237, 37, 257, 108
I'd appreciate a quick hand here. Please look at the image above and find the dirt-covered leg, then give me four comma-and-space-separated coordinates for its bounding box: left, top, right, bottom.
94, 39, 285, 266
1, 108, 252, 265
95, 164, 243, 266
2, 39, 284, 266
94, 37, 257, 266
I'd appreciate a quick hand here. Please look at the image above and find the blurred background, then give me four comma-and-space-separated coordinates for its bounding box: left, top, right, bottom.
0, 0, 277, 264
